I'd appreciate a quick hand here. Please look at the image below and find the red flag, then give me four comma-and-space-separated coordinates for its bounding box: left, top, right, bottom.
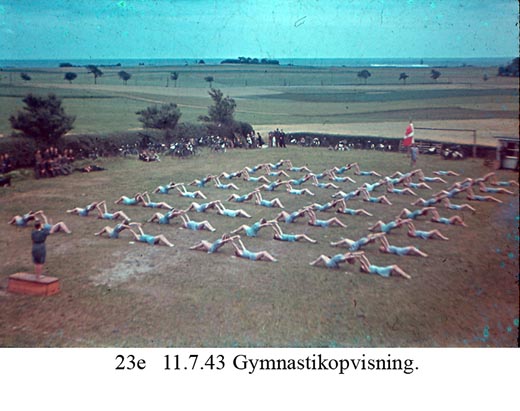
403, 123, 414, 147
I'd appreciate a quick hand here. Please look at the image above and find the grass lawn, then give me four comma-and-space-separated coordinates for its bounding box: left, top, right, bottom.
0, 147, 518, 347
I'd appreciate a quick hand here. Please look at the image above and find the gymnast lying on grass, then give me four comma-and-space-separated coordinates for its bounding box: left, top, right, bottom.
269, 221, 317, 243
95, 200, 132, 221
126, 222, 174, 247
230, 218, 270, 237
377, 234, 428, 257
230, 237, 278, 262
190, 233, 240, 253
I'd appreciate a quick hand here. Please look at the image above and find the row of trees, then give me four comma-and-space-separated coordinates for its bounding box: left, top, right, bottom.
357, 69, 441, 85
8, 88, 245, 147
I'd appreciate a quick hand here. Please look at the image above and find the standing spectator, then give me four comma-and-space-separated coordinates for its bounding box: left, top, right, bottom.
410, 143, 419, 167
257, 132, 264, 148
279, 129, 287, 148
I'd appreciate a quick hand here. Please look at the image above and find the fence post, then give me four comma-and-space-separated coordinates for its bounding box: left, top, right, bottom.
472, 130, 477, 158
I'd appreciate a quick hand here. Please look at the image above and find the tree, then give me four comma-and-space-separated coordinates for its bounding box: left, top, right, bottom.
198, 88, 236, 126
170, 71, 179, 87
204, 76, 214, 88
64, 72, 77, 84
497, 57, 519, 77
430, 69, 441, 81
136, 103, 182, 131
399, 72, 409, 85
9, 93, 75, 144
357, 69, 371, 84
20, 72, 31, 81
86, 64, 103, 84
118, 70, 132, 85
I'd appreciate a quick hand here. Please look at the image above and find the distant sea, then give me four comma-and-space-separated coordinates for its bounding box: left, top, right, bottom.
0, 57, 513, 69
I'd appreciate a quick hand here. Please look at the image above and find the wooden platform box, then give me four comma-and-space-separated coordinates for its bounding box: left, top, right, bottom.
8, 272, 60, 296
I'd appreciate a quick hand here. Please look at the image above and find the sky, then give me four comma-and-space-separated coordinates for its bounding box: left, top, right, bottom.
0, 0, 518, 60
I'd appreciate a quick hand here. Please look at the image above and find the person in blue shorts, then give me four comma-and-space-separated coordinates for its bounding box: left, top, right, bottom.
253, 191, 284, 208
310, 174, 339, 189
416, 170, 447, 184
114, 193, 143, 206
286, 174, 313, 186
331, 189, 361, 200
227, 191, 256, 203
356, 252, 411, 279
264, 169, 290, 178
190, 233, 240, 253
306, 208, 347, 228
489, 175, 519, 187
230, 237, 277, 262
179, 213, 216, 232
35, 212, 71, 234
396, 207, 435, 220
267, 159, 286, 170
360, 188, 392, 205
214, 201, 252, 218
309, 251, 361, 268
269, 221, 317, 243
153, 181, 177, 194
127, 223, 174, 246
230, 218, 269, 237
335, 199, 373, 216
465, 187, 502, 203
433, 170, 460, 176
309, 199, 341, 212
274, 208, 307, 224
184, 200, 219, 213
138, 192, 174, 210
411, 196, 442, 207
385, 181, 417, 196
95, 220, 131, 239
478, 182, 514, 195
174, 183, 207, 199
330, 232, 384, 251
360, 180, 385, 193
332, 163, 356, 174
378, 234, 428, 257
328, 172, 357, 184
430, 209, 467, 227
441, 198, 476, 213
406, 222, 449, 240
219, 170, 242, 180
402, 176, 432, 190
189, 175, 215, 188
285, 161, 312, 173
256, 179, 285, 192
352, 163, 381, 177
148, 208, 184, 224
241, 169, 270, 183
285, 183, 315, 196
214, 177, 239, 190
8, 210, 40, 226
67, 201, 100, 216
95, 200, 132, 221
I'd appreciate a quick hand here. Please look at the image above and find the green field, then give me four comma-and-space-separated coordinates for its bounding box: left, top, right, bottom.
0, 148, 518, 347
0, 64, 518, 142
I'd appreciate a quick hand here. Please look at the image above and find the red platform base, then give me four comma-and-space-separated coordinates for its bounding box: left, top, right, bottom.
8, 272, 60, 296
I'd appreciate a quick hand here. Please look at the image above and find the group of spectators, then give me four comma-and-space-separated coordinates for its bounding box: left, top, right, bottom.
268, 129, 287, 148
34, 147, 75, 178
